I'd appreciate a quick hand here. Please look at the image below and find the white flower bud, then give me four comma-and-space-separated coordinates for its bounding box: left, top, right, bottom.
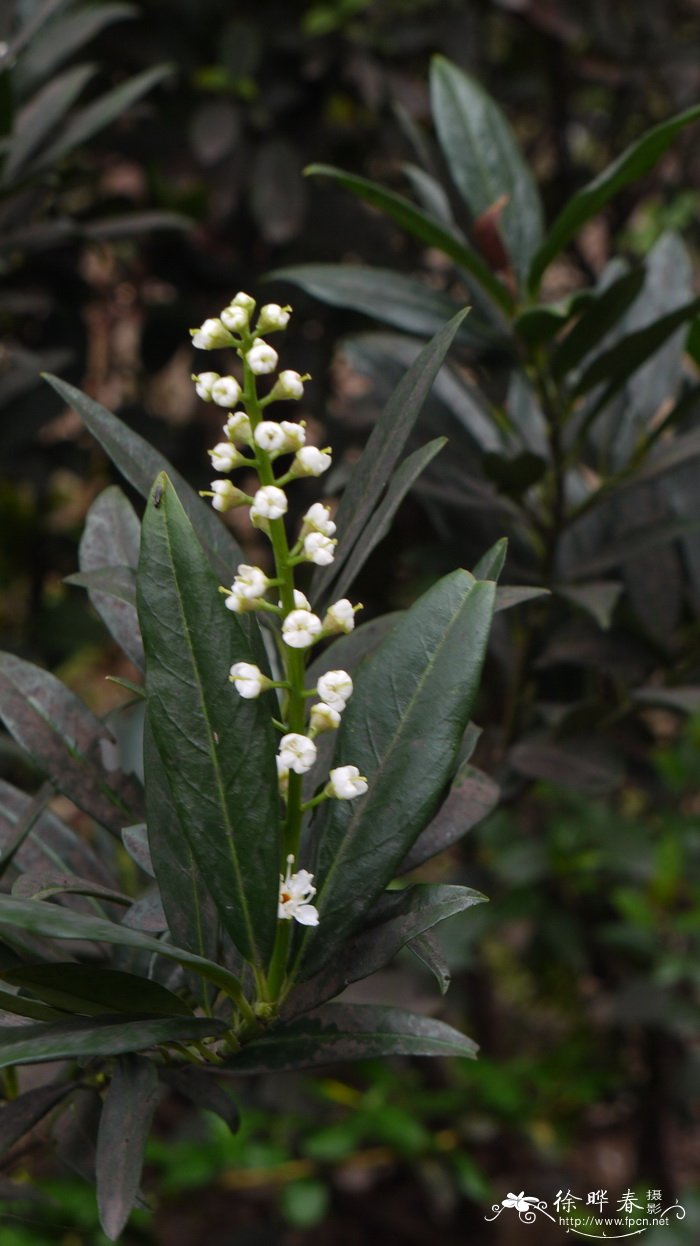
302, 502, 336, 538
246, 338, 279, 375
191, 318, 235, 350
327, 765, 368, 800
317, 670, 353, 710
209, 442, 242, 472
224, 586, 256, 613
290, 445, 332, 477
256, 303, 291, 333
269, 369, 305, 401
232, 564, 269, 600
324, 598, 356, 635
220, 305, 249, 333
254, 421, 287, 453
192, 371, 220, 401
225, 411, 253, 445
282, 609, 323, 649
304, 531, 336, 566
210, 376, 242, 408
276, 755, 289, 796
253, 484, 287, 519
232, 291, 256, 312
229, 662, 266, 698
310, 702, 341, 734
279, 589, 312, 611
279, 421, 306, 452
278, 732, 317, 775
210, 480, 246, 512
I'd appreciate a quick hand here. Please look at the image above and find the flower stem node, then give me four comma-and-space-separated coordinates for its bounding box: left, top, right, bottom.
191, 318, 236, 350
229, 662, 268, 698
326, 765, 368, 800
210, 376, 242, 408
253, 485, 288, 520
303, 532, 336, 566
278, 855, 319, 926
268, 370, 307, 402
282, 609, 323, 649
246, 338, 279, 376
324, 598, 360, 635
209, 442, 245, 472
316, 669, 353, 711
207, 480, 249, 513
278, 733, 317, 775
256, 303, 291, 334
225, 411, 253, 444
310, 702, 341, 734
290, 446, 332, 478
192, 371, 220, 401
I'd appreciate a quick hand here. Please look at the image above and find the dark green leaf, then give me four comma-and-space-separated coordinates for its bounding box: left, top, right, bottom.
0, 652, 143, 834
513, 305, 571, 346
17, 4, 136, 92
483, 450, 548, 497
307, 613, 403, 689
227, 1004, 477, 1072
42, 376, 244, 586
97, 1055, 161, 1240
2, 964, 192, 1018
633, 686, 700, 714
473, 538, 508, 581
510, 736, 623, 795
0, 1080, 75, 1157
551, 268, 646, 380
556, 581, 623, 630
0, 1014, 225, 1072
574, 296, 700, 396
11, 871, 129, 905
284, 885, 483, 1020
315, 311, 468, 601
138, 476, 278, 968
495, 586, 549, 613
0, 779, 112, 888
0, 781, 53, 877
74, 485, 143, 666
121, 824, 154, 878
305, 163, 512, 312
300, 570, 495, 977
570, 518, 700, 578
0, 988, 66, 1022
529, 104, 700, 289
66, 566, 137, 607
400, 762, 499, 874
430, 55, 544, 282
330, 438, 446, 601
160, 1068, 240, 1133
4, 64, 95, 182
409, 930, 451, 994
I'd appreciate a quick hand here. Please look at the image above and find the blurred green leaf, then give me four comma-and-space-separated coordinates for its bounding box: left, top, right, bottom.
574, 295, 700, 396
3, 63, 95, 182
2, 965, 194, 1018
280, 1179, 330, 1229
97, 1055, 160, 1241
400, 761, 500, 874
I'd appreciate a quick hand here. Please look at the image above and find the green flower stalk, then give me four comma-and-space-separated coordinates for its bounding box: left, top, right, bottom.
192, 293, 366, 1001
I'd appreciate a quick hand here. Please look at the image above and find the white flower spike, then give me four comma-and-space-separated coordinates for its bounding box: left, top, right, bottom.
324, 598, 357, 635
246, 338, 279, 375
310, 702, 341, 734
229, 662, 266, 699
303, 531, 336, 566
256, 303, 291, 333
316, 669, 353, 711
253, 485, 288, 520
282, 609, 323, 649
327, 765, 368, 800
278, 733, 317, 775
191, 318, 235, 350
290, 445, 331, 478
278, 855, 319, 926
210, 376, 242, 408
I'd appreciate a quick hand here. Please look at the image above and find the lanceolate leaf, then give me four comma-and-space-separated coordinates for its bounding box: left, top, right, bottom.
137, 476, 279, 968
0, 988, 66, 1022
96, 1056, 161, 1241
409, 931, 451, 994
160, 1068, 240, 1133
17, 3, 136, 92
0, 779, 112, 886
551, 267, 646, 381
0, 1080, 75, 1157
399, 762, 500, 874
574, 296, 700, 396
0, 653, 143, 834
76, 486, 143, 669
430, 55, 544, 283
300, 570, 495, 977
283, 884, 484, 1020
315, 310, 469, 601
528, 103, 700, 290
42, 376, 244, 585
227, 1004, 478, 1073
1, 965, 193, 1018
3, 63, 96, 182
305, 164, 513, 312
0, 1015, 225, 1073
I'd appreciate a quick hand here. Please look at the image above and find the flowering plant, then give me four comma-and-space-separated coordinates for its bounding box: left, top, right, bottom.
0, 296, 504, 1238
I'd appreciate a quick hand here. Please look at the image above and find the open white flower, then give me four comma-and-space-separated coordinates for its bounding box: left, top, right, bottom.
279, 421, 306, 452
191, 318, 235, 350
225, 411, 252, 444
278, 732, 317, 775
301, 502, 336, 539
254, 421, 287, 453
310, 702, 341, 734
324, 598, 356, 634
317, 669, 353, 710
209, 442, 242, 472
211, 376, 242, 408
278, 855, 319, 926
229, 662, 266, 698
220, 304, 249, 333
290, 445, 331, 477
282, 609, 323, 649
304, 531, 336, 566
192, 371, 219, 401
269, 369, 305, 401
253, 485, 287, 519
257, 303, 291, 333
232, 564, 269, 600
210, 480, 246, 512
246, 338, 279, 375
327, 765, 368, 800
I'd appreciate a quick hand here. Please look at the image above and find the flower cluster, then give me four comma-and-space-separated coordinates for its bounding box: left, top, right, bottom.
192, 294, 367, 930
